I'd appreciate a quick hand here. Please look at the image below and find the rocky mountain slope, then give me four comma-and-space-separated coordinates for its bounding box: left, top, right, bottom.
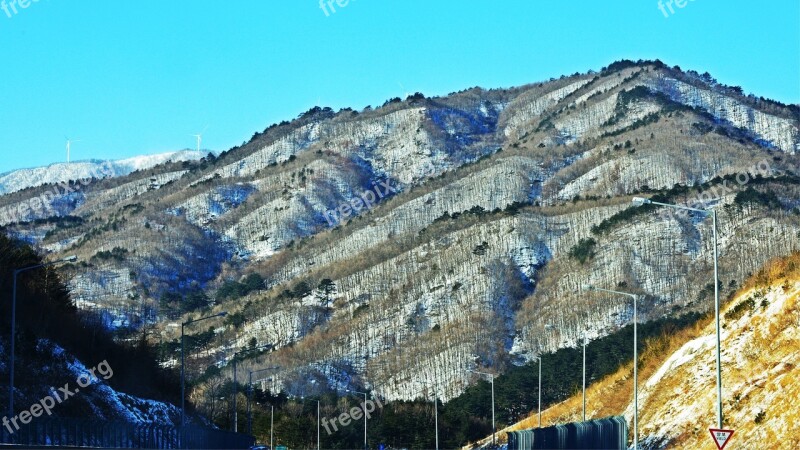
1, 59, 798, 406
0, 336, 182, 428
0, 234, 185, 433
483, 252, 800, 449
0, 149, 204, 196
636, 268, 799, 448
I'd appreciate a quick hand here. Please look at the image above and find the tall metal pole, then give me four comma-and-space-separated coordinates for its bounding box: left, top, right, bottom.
633, 296, 638, 449
233, 359, 238, 432
9, 272, 17, 419
247, 367, 278, 435
364, 392, 368, 450
270, 405, 274, 450
583, 285, 638, 449
179, 311, 226, 442
434, 387, 439, 450
633, 198, 724, 430
181, 323, 186, 428
490, 375, 495, 446
248, 372, 253, 434
232, 343, 268, 433
582, 336, 586, 422
180, 323, 186, 449
343, 389, 370, 448
417, 379, 439, 449
8, 256, 77, 420
317, 400, 321, 450
538, 357, 542, 428
466, 370, 496, 446
712, 210, 723, 429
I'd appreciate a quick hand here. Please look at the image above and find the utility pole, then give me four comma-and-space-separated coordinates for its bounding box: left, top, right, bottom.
537, 356, 542, 427
633, 197, 724, 429
582, 335, 587, 422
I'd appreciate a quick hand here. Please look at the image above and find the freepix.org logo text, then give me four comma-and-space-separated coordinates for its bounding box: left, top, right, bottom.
657, 0, 697, 18
2, 361, 114, 435
1, 0, 40, 19
319, 0, 356, 17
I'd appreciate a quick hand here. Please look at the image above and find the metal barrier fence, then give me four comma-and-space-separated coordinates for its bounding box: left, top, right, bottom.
0, 418, 255, 449
508, 416, 628, 450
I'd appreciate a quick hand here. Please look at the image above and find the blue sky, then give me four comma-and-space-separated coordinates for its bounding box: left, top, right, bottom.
1, 0, 798, 173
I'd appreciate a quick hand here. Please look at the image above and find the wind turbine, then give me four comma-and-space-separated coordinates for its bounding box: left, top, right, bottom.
192, 133, 202, 155
398, 82, 412, 99
66, 138, 81, 163
192, 125, 208, 157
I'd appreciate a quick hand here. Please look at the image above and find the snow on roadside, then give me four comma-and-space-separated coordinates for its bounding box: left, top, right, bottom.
630, 281, 800, 449
37, 340, 181, 427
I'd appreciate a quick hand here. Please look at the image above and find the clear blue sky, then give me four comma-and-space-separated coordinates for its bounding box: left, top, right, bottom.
1, 0, 798, 173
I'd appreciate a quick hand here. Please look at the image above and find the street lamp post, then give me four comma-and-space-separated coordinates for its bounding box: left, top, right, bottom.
181, 311, 227, 432
584, 284, 639, 448
305, 379, 321, 450
582, 335, 587, 423
300, 397, 321, 450
232, 356, 238, 433
434, 385, 438, 450
633, 196, 723, 429
8, 255, 77, 419
466, 369, 496, 446
270, 404, 274, 450
231, 344, 270, 432
247, 367, 279, 435
536, 356, 542, 428
414, 379, 440, 449
346, 389, 369, 450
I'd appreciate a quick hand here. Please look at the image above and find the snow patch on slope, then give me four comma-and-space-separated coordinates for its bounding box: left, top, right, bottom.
0, 150, 205, 195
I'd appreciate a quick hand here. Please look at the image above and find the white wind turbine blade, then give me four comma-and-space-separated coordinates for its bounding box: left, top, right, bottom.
192, 125, 209, 155
191, 134, 202, 154
398, 82, 411, 99
65, 137, 82, 163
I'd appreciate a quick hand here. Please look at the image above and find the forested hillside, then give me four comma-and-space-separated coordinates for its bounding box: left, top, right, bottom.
0, 235, 182, 426
1, 59, 798, 447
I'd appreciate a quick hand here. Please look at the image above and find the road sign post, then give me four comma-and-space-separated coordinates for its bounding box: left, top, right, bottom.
709, 429, 734, 450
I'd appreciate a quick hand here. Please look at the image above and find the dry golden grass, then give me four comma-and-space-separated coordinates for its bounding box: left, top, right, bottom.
657, 281, 800, 450
479, 316, 711, 446
740, 251, 800, 293
480, 251, 800, 449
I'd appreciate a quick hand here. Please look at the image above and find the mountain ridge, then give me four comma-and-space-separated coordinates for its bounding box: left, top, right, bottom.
0, 149, 207, 196
0, 59, 798, 422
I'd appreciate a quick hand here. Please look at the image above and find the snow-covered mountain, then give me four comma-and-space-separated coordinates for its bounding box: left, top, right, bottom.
0, 149, 207, 195
1, 59, 798, 414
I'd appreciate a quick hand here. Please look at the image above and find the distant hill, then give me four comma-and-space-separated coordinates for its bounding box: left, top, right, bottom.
0, 150, 206, 195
